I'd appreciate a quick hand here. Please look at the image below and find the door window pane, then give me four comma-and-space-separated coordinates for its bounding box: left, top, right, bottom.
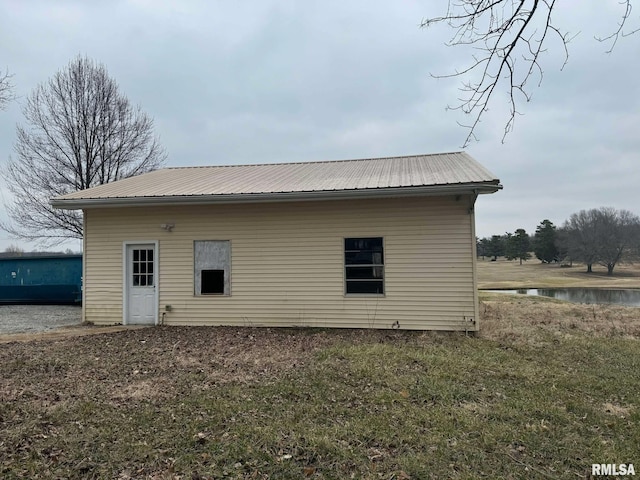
132, 248, 154, 287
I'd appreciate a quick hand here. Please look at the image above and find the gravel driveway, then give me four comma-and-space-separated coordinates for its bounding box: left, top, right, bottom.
0, 305, 82, 335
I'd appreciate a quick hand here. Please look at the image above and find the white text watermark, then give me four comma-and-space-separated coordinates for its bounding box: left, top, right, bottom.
592, 464, 635, 476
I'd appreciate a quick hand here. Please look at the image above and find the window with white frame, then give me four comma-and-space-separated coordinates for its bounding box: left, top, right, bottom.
344, 237, 384, 294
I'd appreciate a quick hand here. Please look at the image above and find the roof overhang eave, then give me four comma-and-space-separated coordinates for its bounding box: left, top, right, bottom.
50, 182, 502, 210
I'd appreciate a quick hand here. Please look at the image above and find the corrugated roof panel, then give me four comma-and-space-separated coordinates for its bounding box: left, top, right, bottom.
52, 152, 500, 204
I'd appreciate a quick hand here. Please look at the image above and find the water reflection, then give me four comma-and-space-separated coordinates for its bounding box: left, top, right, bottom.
485, 288, 640, 307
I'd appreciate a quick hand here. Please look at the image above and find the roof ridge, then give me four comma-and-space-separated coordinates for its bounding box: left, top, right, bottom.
164, 151, 466, 170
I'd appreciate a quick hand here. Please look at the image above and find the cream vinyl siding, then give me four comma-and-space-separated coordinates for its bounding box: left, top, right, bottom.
83, 195, 479, 331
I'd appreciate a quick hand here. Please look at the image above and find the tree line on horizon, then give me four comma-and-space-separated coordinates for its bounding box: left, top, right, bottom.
477, 207, 640, 276
1, 244, 79, 258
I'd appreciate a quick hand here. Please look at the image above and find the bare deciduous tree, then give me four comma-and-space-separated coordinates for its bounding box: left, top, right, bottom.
4, 244, 25, 256
422, 1, 638, 146
0, 68, 15, 110
565, 209, 606, 273
1, 55, 166, 244
564, 207, 640, 275
594, 207, 640, 276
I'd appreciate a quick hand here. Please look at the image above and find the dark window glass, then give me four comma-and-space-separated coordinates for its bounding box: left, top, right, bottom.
345, 237, 384, 295
345, 251, 376, 265
345, 238, 383, 265
346, 266, 384, 279
345, 238, 383, 251
346, 281, 384, 294
202, 270, 225, 295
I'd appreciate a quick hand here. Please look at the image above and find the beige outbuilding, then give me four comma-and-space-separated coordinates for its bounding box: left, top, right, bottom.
51, 152, 501, 331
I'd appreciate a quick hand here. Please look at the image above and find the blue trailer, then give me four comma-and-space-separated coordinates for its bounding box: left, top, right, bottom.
0, 254, 82, 305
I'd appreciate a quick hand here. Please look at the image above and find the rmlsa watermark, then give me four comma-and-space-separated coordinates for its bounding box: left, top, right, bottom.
592, 464, 636, 476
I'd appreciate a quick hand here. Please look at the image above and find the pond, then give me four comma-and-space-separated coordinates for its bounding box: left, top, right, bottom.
483, 288, 640, 307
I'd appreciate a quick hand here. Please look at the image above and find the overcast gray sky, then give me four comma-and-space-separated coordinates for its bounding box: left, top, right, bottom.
1, 0, 638, 252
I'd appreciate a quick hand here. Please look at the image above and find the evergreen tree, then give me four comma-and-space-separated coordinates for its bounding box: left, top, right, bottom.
487, 235, 505, 261
477, 237, 491, 259
506, 229, 531, 265
534, 220, 558, 263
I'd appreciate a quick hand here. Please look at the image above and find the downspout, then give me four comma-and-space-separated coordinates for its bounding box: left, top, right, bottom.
82, 210, 87, 323
469, 191, 480, 332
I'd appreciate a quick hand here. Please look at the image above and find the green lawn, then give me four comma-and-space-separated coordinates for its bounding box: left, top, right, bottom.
1, 320, 638, 479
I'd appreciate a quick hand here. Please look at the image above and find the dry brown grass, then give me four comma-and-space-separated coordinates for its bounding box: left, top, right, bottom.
478, 257, 640, 289
479, 293, 640, 344
477, 256, 640, 344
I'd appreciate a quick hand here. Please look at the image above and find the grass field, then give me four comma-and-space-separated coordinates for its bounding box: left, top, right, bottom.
1, 260, 639, 479
478, 257, 640, 289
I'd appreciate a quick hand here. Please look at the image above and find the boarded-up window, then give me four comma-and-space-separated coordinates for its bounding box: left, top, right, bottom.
194, 241, 230, 296
345, 237, 384, 295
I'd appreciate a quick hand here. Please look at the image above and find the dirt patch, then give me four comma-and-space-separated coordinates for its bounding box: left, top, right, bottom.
0, 326, 344, 410
602, 402, 633, 418
0, 324, 143, 343
111, 380, 160, 401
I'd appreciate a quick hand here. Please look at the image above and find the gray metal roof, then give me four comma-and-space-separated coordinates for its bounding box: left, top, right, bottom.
51, 152, 501, 209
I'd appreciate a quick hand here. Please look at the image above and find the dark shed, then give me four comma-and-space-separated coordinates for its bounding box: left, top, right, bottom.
0, 254, 82, 304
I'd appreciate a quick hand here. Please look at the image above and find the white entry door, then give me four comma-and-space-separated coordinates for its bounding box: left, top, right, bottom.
125, 243, 157, 325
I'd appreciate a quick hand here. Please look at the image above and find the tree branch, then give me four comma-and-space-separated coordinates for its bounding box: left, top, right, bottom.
422, 0, 635, 146
0, 68, 15, 110
595, 0, 640, 52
